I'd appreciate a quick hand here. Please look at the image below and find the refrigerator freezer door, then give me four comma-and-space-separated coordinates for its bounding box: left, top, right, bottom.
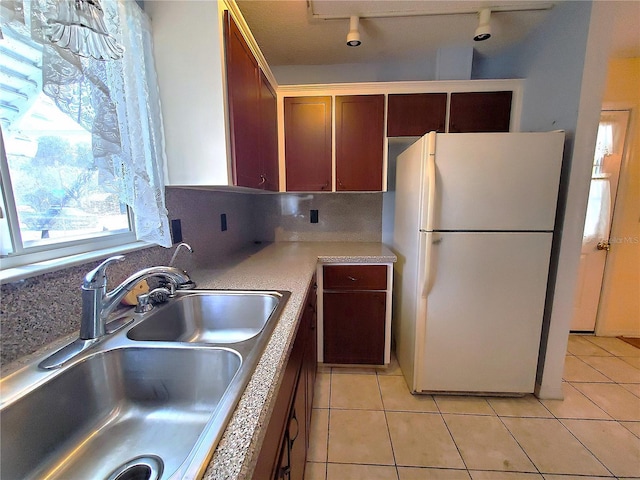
421, 132, 565, 232
417, 231, 553, 393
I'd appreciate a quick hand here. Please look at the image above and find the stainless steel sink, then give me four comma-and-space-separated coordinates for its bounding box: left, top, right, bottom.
127, 291, 281, 344
2, 347, 240, 480
0, 289, 290, 480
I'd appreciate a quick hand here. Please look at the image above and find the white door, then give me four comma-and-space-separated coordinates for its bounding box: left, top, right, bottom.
418, 231, 553, 393
423, 132, 565, 232
572, 110, 630, 332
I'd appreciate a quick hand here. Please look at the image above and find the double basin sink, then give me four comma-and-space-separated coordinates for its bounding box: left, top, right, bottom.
0, 289, 290, 480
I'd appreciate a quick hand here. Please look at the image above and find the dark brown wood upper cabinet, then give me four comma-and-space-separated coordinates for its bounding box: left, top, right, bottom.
259, 71, 279, 191
387, 93, 447, 136
224, 12, 278, 190
284, 96, 332, 192
449, 91, 513, 133
224, 12, 260, 188
335, 94, 385, 191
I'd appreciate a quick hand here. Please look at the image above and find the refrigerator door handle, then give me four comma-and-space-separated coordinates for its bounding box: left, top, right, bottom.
424, 131, 437, 232
422, 132, 437, 299
422, 232, 436, 298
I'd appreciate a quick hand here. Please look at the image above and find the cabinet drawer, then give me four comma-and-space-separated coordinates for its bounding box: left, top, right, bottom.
323, 265, 387, 290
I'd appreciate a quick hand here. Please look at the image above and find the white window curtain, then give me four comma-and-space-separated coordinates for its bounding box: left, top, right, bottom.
582, 122, 614, 243
2, 0, 171, 247
107, 0, 171, 247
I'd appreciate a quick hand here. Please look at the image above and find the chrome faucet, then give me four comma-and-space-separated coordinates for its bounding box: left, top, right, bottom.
40, 256, 194, 370
80, 255, 193, 340
169, 242, 193, 267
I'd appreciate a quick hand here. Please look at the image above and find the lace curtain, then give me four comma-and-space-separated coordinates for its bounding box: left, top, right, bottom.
2, 0, 171, 247
583, 122, 613, 243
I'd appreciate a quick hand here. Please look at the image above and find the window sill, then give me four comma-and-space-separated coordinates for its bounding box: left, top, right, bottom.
0, 242, 152, 285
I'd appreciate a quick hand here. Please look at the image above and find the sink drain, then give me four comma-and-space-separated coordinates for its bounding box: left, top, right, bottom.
107, 456, 163, 480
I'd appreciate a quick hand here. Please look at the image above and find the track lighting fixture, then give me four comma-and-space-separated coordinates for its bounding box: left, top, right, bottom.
346, 16, 361, 47
474, 8, 492, 42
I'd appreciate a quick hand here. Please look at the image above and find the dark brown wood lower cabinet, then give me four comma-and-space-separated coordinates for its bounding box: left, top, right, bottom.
323, 291, 386, 365
288, 376, 307, 480
253, 278, 317, 480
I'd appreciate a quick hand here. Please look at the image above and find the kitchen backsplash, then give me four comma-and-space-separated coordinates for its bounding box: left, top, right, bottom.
0, 246, 170, 366
254, 192, 383, 242
1, 188, 383, 365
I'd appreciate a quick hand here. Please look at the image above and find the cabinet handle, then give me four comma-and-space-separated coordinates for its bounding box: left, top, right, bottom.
337, 179, 344, 190
289, 409, 300, 448
347, 276, 358, 282
259, 174, 266, 186
320, 181, 329, 190
278, 465, 291, 480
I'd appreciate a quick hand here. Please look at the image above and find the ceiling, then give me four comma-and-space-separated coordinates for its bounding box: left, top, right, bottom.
236, 0, 640, 70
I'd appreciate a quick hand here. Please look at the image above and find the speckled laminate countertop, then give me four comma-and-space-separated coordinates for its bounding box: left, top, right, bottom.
196, 242, 396, 480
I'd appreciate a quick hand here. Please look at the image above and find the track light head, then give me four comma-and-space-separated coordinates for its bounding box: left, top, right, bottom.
346, 16, 361, 47
473, 8, 492, 41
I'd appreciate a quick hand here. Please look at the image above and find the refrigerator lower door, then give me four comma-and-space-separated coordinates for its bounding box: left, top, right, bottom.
417, 231, 553, 394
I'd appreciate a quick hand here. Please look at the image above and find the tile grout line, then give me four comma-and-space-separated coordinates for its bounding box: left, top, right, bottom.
551, 380, 618, 422
375, 369, 401, 480
554, 417, 617, 478
571, 354, 620, 383
487, 401, 543, 477
434, 396, 471, 474
324, 367, 332, 479
582, 334, 640, 357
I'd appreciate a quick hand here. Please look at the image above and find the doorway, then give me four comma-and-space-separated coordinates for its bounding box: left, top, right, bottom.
571, 110, 630, 332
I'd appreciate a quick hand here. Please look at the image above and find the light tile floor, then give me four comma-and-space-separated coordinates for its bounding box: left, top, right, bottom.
305, 335, 640, 480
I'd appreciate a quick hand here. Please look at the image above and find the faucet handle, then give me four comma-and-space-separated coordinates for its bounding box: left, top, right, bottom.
83, 255, 126, 289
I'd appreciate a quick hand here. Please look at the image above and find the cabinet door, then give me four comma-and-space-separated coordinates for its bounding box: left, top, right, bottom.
274, 435, 290, 480
260, 71, 279, 191
284, 96, 332, 191
335, 95, 385, 191
449, 91, 512, 133
224, 12, 261, 188
288, 374, 307, 480
387, 93, 447, 136
252, 305, 307, 480
304, 283, 317, 442
323, 291, 386, 364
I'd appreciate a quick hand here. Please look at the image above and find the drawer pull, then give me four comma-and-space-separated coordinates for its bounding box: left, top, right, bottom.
348, 276, 358, 282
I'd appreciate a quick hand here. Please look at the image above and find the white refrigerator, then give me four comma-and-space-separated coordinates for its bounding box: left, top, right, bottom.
393, 131, 565, 394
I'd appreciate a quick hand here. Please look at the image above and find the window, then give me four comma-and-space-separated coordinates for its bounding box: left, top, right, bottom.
0, 26, 135, 267
1, 0, 171, 272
